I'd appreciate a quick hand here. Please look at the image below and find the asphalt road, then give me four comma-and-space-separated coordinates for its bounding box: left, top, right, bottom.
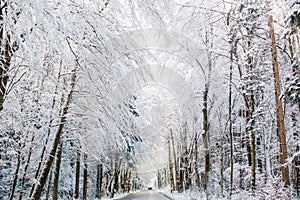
115, 190, 173, 200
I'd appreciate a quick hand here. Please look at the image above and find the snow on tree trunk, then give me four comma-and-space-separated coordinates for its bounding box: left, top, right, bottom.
31, 68, 77, 199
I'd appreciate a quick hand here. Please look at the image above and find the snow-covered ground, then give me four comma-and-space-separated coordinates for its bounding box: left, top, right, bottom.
157, 188, 206, 200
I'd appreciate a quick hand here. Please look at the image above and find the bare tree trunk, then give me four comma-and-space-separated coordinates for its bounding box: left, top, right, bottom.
291, 112, 300, 195
269, 15, 290, 187
96, 163, 103, 199
107, 173, 114, 197
8, 143, 21, 200
194, 124, 200, 188
178, 156, 184, 192
127, 170, 131, 193
109, 160, 120, 198
18, 134, 35, 200
45, 162, 54, 200
251, 131, 256, 191
295, 156, 300, 196
100, 163, 103, 197
182, 122, 189, 191
30, 65, 62, 197
216, 109, 225, 197
170, 129, 178, 191
157, 170, 161, 189
83, 154, 88, 200
0, 0, 11, 112
53, 141, 63, 200
203, 30, 212, 196
168, 138, 174, 192
229, 43, 234, 197
32, 68, 77, 199
202, 84, 210, 192
118, 170, 122, 194
250, 96, 256, 191
220, 135, 224, 196
75, 148, 81, 199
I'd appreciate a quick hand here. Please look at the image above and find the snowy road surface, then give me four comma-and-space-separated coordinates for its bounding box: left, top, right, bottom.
115, 191, 173, 200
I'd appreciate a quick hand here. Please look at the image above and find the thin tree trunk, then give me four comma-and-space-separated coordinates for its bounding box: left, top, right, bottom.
83, 154, 88, 200
0, 0, 11, 112
127, 170, 131, 193
269, 15, 290, 187
178, 157, 184, 192
53, 141, 63, 200
239, 124, 244, 190
220, 135, 224, 196
202, 84, 210, 192
229, 43, 234, 197
75, 148, 81, 199
168, 138, 174, 192
251, 131, 256, 191
183, 122, 189, 191
96, 163, 101, 198
110, 160, 120, 198
295, 155, 300, 196
216, 109, 225, 196
8, 143, 21, 200
99, 163, 103, 199
203, 30, 212, 196
18, 134, 35, 200
157, 170, 161, 189
194, 123, 200, 188
170, 129, 178, 191
107, 173, 114, 197
250, 96, 256, 191
99, 163, 103, 197
32, 68, 77, 199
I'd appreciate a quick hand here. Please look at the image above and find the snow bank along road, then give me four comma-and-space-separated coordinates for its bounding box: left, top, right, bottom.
115, 190, 173, 200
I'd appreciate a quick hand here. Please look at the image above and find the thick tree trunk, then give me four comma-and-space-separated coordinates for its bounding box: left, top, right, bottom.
53, 141, 63, 200
269, 15, 290, 187
45, 162, 54, 200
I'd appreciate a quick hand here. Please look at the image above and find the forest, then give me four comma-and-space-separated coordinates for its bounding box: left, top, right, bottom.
0, 0, 299, 199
